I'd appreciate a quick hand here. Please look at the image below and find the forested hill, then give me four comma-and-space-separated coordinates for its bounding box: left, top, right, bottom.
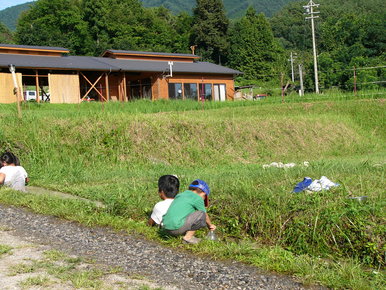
0, 0, 298, 30
141, 0, 298, 18
0, 2, 33, 31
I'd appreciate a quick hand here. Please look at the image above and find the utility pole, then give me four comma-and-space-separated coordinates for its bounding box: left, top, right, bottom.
299, 64, 304, 96
304, 0, 320, 94
288, 52, 297, 82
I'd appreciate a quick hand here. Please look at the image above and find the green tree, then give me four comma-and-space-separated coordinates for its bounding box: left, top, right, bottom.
82, 0, 189, 55
321, 14, 385, 59
15, 0, 92, 55
0, 22, 13, 43
14, 0, 190, 56
172, 12, 194, 53
270, 1, 312, 50
190, 0, 229, 63
228, 7, 283, 81
135, 7, 191, 53
82, 0, 145, 55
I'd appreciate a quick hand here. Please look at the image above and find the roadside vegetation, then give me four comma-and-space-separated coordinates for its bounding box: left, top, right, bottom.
0, 244, 13, 257
0, 92, 385, 288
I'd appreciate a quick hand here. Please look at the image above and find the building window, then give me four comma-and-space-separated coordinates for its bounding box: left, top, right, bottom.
168, 83, 183, 99
199, 83, 212, 101
213, 84, 226, 101
184, 83, 198, 100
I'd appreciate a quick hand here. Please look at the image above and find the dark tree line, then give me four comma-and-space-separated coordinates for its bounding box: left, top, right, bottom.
2, 0, 385, 91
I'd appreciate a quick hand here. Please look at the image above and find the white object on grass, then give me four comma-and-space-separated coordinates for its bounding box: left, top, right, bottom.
308, 176, 339, 192
263, 161, 309, 169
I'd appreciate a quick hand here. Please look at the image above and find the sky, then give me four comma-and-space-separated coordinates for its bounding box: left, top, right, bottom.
0, 0, 35, 11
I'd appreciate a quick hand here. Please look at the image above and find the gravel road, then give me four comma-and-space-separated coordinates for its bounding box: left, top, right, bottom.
0, 204, 318, 289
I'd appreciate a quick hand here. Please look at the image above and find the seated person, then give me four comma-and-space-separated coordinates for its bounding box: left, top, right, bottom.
162, 179, 216, 244
0, 152, 28, 192
148, 175, 179, 226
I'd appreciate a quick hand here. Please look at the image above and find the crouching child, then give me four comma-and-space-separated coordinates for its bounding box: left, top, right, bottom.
148, 175, 180, 226
162, 179, 216, 244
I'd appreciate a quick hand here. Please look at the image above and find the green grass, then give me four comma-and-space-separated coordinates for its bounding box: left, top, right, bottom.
9, 263, 37, 276
9, 248, 120, 288
0, 244, 13, 257
19, 275, 53, 288
0, 92, 385, 288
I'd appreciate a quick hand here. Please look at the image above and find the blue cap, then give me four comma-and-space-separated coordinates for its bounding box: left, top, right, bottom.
189, 179, 210, 196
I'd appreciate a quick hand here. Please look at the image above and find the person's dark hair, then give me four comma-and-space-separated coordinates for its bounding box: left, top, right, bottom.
0, 152, 19, 166
158, 175, 179, 198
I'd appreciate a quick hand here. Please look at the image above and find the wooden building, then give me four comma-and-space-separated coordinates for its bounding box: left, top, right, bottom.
0, 44, 241, 104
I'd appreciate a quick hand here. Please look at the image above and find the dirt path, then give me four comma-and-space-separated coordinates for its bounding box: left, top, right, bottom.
0, 228, 171, 290
0, 204, 320, 289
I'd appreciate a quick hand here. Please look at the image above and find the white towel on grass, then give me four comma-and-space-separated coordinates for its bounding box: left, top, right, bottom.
308, 176, 339, 192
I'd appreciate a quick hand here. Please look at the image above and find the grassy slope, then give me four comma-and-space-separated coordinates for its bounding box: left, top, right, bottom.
0, 96, 385, 288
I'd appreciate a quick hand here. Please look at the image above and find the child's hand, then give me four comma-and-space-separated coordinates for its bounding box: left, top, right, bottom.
209, 224, 216, 231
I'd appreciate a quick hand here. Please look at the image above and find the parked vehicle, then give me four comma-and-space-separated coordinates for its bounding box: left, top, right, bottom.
23, 90, 49, 101
23, 90, 41, 101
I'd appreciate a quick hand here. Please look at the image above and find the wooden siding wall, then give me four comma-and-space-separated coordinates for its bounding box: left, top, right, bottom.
103, 52, 197, 63
0, 72, 23, 103
152, 74, 235, 101
48, 73, 80, 104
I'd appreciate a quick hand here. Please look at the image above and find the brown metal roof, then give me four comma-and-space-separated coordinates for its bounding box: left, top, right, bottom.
101, 49, 200, 59
0, 44, 70, 53
0, 52, 241, 75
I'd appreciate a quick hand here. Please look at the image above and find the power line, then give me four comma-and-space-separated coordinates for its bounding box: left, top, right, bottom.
355, 66, 386, 71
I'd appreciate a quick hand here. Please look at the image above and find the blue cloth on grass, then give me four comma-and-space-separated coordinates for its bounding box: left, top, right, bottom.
293, 177, 313, 193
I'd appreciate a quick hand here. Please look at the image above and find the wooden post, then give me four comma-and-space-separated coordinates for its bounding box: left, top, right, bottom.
104, 73, 110, 101
201, 77, 205, 110
9, 65, 22, 118
77, 71, 80, 105
353, 66, 357, 96
123, 73, 127, 101
281, 73, 284, 103
35, 70, 40, 103
281, 73, 290, 103
196, 82, 199, 101
157, 77, 161, 101
118, 78, 122, 102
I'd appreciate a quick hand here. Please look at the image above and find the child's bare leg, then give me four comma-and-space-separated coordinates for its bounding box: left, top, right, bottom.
183, 231, 196, 240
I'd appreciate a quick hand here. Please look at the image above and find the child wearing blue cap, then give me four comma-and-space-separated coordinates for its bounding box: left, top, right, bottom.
162, 179, 216, 244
